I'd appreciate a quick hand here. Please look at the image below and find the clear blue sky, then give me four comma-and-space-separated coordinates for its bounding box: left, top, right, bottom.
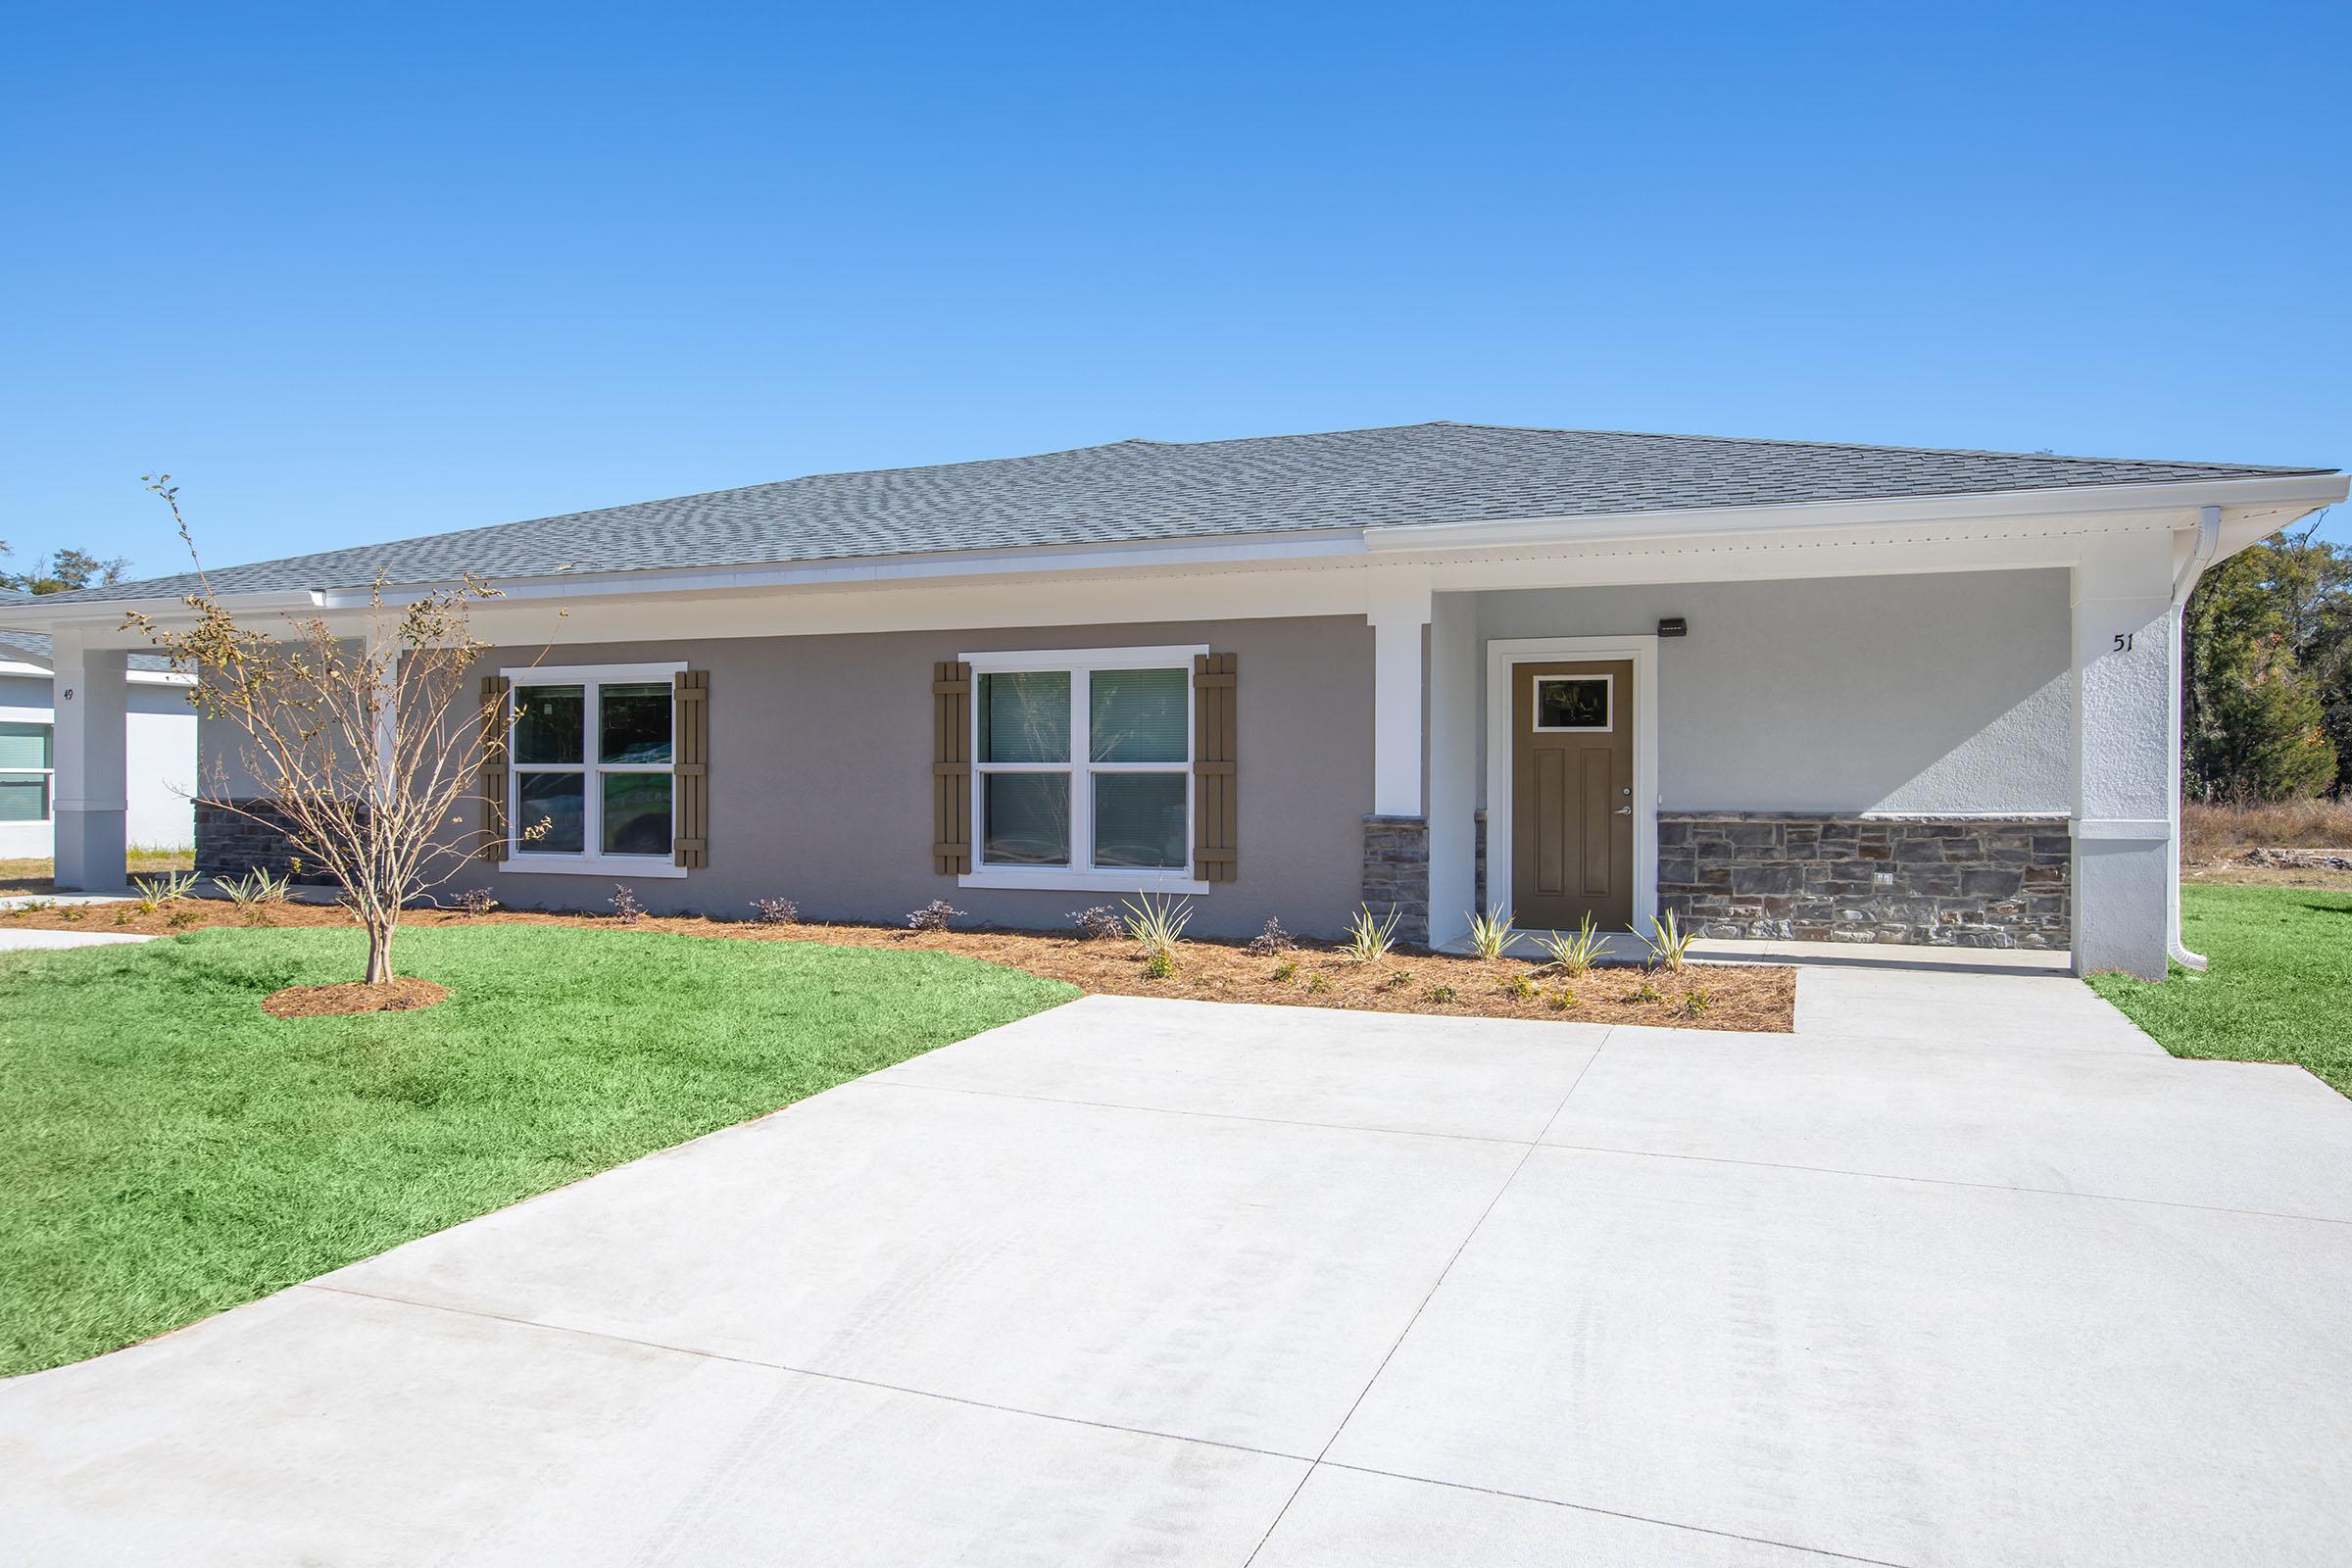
4, 1, 2346, 578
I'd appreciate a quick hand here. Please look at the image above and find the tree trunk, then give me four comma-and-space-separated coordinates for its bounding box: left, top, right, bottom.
366, 920, 396, 985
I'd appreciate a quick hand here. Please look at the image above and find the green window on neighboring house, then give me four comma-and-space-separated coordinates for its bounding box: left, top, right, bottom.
0, 721, 53, 822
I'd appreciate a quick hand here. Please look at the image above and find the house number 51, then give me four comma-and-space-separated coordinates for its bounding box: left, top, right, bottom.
2111, 633, 2134, 653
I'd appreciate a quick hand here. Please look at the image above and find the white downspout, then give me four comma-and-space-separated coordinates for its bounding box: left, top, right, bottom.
2166, 505, 2223, 973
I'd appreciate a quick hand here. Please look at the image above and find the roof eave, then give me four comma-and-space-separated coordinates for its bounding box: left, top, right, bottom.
1359, 471, 2349, 553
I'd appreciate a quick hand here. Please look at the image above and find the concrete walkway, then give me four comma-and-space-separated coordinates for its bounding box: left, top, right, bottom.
0, 927, 154, 949
4, 969, 2349, 1565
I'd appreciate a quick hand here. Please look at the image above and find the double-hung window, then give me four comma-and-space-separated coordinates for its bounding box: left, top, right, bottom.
0, 721, 52, 823
501, 662, 687, 876
964, 645, 1206, 893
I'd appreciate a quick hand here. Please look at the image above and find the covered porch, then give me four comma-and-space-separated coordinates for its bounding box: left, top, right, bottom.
1363, 521, 2211, 982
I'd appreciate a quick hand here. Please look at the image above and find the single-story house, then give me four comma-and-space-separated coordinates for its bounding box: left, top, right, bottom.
0, 595, 195, 858
15, 423, 2345, 978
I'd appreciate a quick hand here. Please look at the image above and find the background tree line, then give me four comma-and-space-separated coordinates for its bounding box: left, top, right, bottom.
0, 544, 131, 595
2184, 515, 2350, 802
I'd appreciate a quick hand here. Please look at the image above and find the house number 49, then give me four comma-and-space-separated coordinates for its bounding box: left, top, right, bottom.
2111, 633, 2133, 653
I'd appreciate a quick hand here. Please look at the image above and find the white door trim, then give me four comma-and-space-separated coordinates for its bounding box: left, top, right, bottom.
1484, 634, 1660, 933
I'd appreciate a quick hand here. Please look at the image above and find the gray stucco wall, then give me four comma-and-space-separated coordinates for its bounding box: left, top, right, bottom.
430, 615, 1373, 938
1472, 568, 2073, 813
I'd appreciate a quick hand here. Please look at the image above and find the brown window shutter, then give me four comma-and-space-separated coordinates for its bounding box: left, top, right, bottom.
673, 670, 710, 869
933, 661, 971, 874
1193, 653, 1237, 882
478, 675, 510, 862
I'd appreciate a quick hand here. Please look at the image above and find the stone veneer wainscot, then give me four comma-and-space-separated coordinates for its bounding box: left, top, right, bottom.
1657, 812, 2071, 948
1361, 814, 1431, 946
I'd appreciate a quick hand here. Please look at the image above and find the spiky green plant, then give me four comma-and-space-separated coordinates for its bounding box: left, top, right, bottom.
214, 867, 291, 913
1465, 905, 1516, 960
1343, 903, 1404, 963
1533, 911, 1605, 977
1638, 908, 1696, 974
132, 870, 198, 905
1121, 891, 1195, 966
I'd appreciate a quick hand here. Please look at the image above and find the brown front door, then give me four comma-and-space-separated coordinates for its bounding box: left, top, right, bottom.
1512, 660, 1635, 932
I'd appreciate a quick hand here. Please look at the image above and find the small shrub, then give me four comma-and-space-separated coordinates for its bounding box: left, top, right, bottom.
1303, 971, 1332, 994
1503, 972, 1537, 1000
1631, 979, 1663, 1004
216, 868, 291, 921
1121, 892, 1194, 963
1343, 904, 1404, 963
132, 870, 198, 905
751, 896, 800, 925
1534, 912, 1605, 977
112, 907, 136, 926
907, 899, 962, 933
610, 884, 645, 925
1246, 917, 1296, 956
1465, 906, 1516, 960
61, 907, 85, 922
166, 907, 201, 929
1545, 987, 1576, 1011
1271, 958, 1298, 982
1382, 967, 1412, 990
1424, 983, 1457, 1004
1679, 988, 1712, 1018
1637, 909, 1696, 974
1068, 905, 1124, 941
456, 887, 501, 917
1142, 948, 1177, 980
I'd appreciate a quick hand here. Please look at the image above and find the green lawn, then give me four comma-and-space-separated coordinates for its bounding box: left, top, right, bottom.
2089, 884, 2352, 1096
0, 926, 1073, 1377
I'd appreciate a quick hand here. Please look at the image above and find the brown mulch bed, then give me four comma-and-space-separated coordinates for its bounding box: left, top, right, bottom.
1, 898, 1795, 1032
261, 976, 450, 1018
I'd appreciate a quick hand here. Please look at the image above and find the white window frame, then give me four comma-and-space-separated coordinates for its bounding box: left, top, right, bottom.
960, 644, 1210, 895
1529, 671, 1614, 733
499, 661, 689, 879
0, 719, 54, 824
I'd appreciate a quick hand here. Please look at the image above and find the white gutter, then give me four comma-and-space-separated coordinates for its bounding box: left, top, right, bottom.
2166, 505, 2224, 973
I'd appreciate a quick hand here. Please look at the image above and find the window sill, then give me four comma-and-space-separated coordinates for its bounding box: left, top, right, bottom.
499, 856, 690, 880
959, 867, 1210, 896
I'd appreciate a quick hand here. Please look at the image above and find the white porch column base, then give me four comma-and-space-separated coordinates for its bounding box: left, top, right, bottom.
52, 636, 131, 893
2070, 535, 2175, 980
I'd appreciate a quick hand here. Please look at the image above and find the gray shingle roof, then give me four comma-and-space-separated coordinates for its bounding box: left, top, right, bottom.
28, 422, 2336, 605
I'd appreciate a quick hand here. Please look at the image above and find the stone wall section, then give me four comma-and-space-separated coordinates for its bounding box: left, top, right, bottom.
1657, 812, 2070, 948
194, 799, 345, 885
1361, 814, 1431, 946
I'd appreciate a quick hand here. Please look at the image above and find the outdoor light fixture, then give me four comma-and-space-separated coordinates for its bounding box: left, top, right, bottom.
1657, 616, 1688, 638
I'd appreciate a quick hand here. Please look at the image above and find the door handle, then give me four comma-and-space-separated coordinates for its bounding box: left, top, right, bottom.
1614, 806, 1633, 816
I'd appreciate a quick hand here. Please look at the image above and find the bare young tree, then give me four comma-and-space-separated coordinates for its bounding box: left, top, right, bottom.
125, 476, 528, 985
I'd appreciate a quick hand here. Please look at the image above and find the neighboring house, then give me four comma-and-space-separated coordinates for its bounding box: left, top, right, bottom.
0, 593, 195, 858
11, 424, 2345, 978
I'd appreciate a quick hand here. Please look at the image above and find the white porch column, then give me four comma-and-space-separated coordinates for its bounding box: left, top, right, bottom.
1363, 578, 1433, 943
2070, 532, 2176, 980
51, 630, 130, 892
1368, 583, 1431, 818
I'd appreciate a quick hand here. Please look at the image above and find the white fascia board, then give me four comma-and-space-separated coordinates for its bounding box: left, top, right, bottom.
313, 528, 1368, 611
1361, 472, 2350, 554
0, 589, 323, 645
0, 658, 189, 685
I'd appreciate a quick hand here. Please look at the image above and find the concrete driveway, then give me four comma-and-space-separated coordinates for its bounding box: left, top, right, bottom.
6, 966, 2351, 1566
